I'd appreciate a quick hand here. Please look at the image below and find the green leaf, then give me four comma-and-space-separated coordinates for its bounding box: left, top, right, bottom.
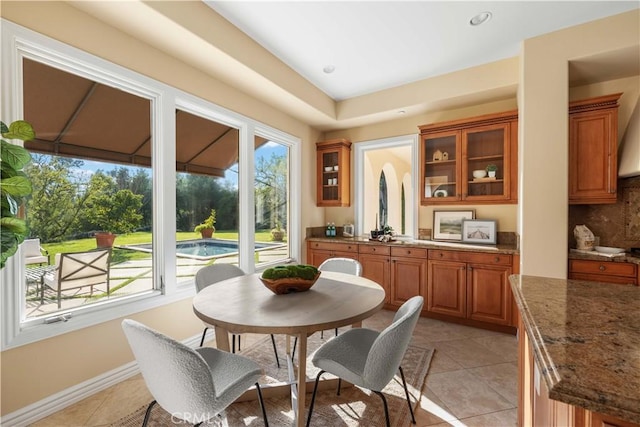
1, 216, 28, 235
1, 140, 32, 170
1, 175, 32, 197
0, 122, 8, 134
2, 120, 35, 141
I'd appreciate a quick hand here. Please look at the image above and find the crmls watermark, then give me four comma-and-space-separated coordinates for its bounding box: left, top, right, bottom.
170, 412, 224, 425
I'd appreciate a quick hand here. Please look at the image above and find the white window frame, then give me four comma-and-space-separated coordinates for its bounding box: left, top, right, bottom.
0, 20, 301, 350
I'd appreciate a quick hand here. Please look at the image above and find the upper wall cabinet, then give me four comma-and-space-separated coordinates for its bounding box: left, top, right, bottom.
316, 138, 351, 207
569, 93, 622, 205
419, 111, 518, 205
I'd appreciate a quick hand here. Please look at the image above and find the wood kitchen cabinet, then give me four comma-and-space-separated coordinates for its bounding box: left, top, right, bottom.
428, 250, 513, 326
568, 259, 637, 285
569, 93, 621, 205
306, 241, 358, 266
390, 247, 428, 308
359, 245, 391, 304
316, 139, 351, 207
419, 110, 518, 205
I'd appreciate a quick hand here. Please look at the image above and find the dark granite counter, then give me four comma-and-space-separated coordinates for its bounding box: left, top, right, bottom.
510, 275, 640, 423
307, 236, 519, 255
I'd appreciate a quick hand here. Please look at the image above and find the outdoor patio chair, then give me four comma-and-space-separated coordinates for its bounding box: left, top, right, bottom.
23, 238, 49, 266
43, 248, 111, 308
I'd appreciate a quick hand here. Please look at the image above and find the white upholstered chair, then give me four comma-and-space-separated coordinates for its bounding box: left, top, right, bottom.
43, 248, 111, 308
318, 257, 363, 338
195, 264, 281, 367
306, 296, 424, 427
23, 238, 49, 265
122, 319, 269, 427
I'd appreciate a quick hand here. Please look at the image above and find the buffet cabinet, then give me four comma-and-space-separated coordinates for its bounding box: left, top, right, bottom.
569, 93, 621, 205
306, 240, 517, 332
316, 139, 351, 207
418, 110, 518, 205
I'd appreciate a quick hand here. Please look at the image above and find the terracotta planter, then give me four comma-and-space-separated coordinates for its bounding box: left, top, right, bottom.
200, 228, 214, 239
95, 232, 116, 248
271, 230, 285, 241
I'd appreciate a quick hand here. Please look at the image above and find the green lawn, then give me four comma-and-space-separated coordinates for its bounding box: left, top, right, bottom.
39, 230, 281, 265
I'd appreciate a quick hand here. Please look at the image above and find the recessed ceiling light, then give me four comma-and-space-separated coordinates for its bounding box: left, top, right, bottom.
469, 11, 492, 26
323, 65, 336, 74
398, 110, 406, 114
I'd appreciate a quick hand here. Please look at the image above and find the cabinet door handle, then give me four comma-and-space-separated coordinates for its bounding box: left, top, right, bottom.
407, 250, 411, 255
439, 253, 443, 258
494, 257, 500, 263
372, 248, 376, 252
599, 265, 606, 271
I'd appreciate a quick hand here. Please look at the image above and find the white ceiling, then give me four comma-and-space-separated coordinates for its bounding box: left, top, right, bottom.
207, 1, 639, 101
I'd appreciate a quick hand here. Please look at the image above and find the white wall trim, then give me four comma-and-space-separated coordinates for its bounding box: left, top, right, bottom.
0, 333, 202, 427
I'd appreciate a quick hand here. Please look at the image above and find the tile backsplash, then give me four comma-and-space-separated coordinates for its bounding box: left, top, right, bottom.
569, 175, 640, 250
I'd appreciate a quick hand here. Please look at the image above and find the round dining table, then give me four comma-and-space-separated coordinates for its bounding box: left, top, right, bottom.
192, 270, 386, 427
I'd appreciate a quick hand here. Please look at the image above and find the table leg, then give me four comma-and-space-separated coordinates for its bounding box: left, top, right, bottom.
295, 332, 308, 427
214, 325, 231, 352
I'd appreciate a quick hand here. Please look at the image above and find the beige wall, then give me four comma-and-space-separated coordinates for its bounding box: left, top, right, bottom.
0, 1, 321, 415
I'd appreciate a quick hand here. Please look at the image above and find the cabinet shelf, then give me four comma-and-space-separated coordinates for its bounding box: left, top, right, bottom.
317, 139, 351, 207
468, 154, 503, 162
468, 179, 503, 184
426, 160, 456, 166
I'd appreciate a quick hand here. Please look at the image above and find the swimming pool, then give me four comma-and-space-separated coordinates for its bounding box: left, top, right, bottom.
124, 239, 280, 260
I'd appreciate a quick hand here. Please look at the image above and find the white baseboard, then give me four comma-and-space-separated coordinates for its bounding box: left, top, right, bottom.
1, 334, 202, 427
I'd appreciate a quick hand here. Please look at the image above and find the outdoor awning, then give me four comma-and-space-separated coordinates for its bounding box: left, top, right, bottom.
22, 58, 267, 177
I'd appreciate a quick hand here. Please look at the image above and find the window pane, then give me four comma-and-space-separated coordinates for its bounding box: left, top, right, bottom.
174, 109, 240, 282
255, 138, 290, 267
22, 59, 154, 318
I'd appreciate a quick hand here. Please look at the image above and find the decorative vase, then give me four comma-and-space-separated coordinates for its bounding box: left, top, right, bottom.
488, 170, 496, 178
260, 273, 320, 295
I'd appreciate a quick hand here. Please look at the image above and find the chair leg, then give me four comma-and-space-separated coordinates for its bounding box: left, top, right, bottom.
232, 334, 237, 353
292, 336, 297, 360
399, 366, 416, 424
336, 378, 342, 396
199, 327, 208, 347
305, 370, 325, 427
320, 330, 324, 339
238, 335, 241, 351
334, 328, 338, 337
142, 400, 157, 427
255, 382, 269, 427
373, 391, 391, 427
270, 334, 280, 368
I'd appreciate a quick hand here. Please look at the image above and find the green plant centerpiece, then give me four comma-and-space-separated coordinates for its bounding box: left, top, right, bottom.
1, 120, 34, 269
260, 264, 320, 295
194, 209, 216, 238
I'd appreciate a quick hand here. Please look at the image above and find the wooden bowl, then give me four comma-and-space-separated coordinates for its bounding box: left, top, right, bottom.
260, 272, 320, 295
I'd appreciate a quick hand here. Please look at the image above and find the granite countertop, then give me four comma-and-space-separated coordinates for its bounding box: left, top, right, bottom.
307, 236, 519, 255
568, 250, 640, 265
510, 275, 640, 423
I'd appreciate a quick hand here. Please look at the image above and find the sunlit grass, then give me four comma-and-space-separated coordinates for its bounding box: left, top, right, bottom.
39, 230, 280, 264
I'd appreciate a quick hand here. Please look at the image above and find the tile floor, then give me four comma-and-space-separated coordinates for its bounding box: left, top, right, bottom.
30, 310, 518, 426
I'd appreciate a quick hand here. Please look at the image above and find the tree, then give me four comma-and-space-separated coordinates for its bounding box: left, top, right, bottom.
25, 154, 90, 242
84, 172, 143, 234
255, 152, 287, 230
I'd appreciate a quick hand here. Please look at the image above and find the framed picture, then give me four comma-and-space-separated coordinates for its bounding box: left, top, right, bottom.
461, 219, 497, 245
432, 210, 475, 241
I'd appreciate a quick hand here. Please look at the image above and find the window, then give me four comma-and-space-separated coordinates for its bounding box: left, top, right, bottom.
1, 20, 300, 349
379, 171, 388, 227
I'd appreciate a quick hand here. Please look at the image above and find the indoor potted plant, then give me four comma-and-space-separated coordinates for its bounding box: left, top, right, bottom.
1, 120, 34, 269
486, 164, 498, 178
194, 209, 216, 238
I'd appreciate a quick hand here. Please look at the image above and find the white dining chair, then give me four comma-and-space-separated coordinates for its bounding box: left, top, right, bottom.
195, 264, 281, 367
122, 319, 269, 427
318, 257, 362, 338
306, 295, 424, 427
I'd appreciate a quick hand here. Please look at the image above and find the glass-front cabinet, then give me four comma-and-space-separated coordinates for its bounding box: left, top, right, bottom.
419, 111, 518, 205
316, 139, 351, 207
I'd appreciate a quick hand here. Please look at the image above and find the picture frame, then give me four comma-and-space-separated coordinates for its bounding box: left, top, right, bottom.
461, 219, 497, 245
432, 210, 475, 241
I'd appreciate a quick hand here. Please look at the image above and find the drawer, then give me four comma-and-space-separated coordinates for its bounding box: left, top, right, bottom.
429, 249, 512, 265
358, 244, 391, 256
390, 246, 428, 259
569, 272, 637, 285
569, 259, 636, 278
308, 241, 358, 253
